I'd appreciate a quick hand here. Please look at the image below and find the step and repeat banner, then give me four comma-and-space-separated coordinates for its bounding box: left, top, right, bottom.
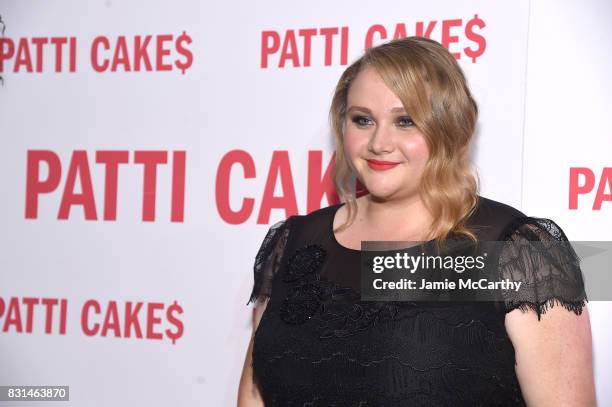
0, 0, 610, 406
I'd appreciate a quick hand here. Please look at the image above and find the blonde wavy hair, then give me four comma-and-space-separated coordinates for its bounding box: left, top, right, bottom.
329, 36, 480, 244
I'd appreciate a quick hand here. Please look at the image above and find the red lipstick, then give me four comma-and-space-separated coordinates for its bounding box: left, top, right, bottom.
367, 159, 400, 171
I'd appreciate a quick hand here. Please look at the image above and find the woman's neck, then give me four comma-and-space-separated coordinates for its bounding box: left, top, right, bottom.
357, 194, 434, 241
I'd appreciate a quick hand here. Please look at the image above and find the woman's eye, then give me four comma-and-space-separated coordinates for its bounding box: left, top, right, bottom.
397, 116, 414, 128
351, 116, 372, 127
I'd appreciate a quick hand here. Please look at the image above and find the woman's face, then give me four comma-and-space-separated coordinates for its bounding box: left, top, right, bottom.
343, 66, 430, 201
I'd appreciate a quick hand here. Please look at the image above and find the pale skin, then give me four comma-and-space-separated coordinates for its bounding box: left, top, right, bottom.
237, 66, 596, 405
237, 298, 267, 407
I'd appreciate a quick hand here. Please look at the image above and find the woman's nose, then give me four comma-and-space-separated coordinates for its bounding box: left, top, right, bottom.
367, 124, 395, 154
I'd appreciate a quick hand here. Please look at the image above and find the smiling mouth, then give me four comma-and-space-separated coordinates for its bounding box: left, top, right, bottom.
366, 159, 400, 171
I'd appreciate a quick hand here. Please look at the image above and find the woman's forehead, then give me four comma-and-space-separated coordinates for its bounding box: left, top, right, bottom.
347, 68, 402, 104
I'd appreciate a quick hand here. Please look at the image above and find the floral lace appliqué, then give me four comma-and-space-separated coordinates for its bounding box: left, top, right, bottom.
281, 244, 326, 283
280, 244, 327, 324
279, 244, 399, 335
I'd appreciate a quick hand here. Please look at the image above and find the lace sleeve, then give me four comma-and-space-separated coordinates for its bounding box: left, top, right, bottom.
497, 216, 588, 321
246, 217, 292, 306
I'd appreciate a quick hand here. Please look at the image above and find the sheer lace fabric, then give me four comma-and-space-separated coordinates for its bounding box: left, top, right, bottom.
248, 219, 291, 305
497, 216, 587, 320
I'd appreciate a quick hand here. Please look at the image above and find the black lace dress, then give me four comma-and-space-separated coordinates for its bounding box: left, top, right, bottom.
246, 196, 588, 406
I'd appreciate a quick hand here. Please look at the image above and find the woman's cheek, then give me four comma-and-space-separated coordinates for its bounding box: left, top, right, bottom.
398, 136, 430, 164
342, 133, 364, 170
343, 130, 366, 156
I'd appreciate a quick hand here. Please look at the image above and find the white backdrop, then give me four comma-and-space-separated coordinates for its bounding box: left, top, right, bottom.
0, 0, 610, 406
521, 0, 612, 403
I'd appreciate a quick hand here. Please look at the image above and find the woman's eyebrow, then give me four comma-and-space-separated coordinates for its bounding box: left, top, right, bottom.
347, 105, 371, 114
347, 105, 407, 114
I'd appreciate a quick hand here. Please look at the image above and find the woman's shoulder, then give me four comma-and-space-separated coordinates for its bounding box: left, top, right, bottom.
467, 196, 588, 319
467, 195, 527, 240
474, 195, 526, 219
289, 203, 342, 227
469, 195, 576, 243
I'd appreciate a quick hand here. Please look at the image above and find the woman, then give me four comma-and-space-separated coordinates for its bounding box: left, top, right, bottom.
237, 36, 595, 406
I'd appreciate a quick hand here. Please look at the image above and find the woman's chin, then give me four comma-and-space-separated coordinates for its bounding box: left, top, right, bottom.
360, 181, 420, 202
361, 186, 400, 201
